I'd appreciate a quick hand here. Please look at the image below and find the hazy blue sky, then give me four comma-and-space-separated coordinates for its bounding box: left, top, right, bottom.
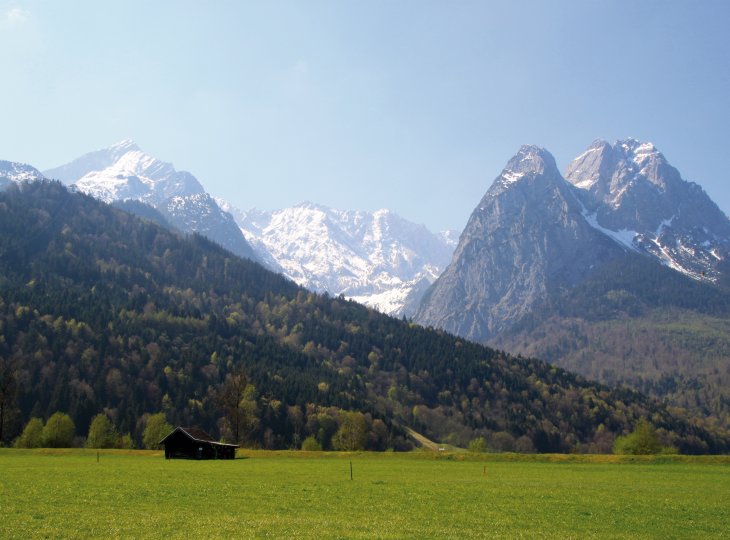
2, 1, 729, 231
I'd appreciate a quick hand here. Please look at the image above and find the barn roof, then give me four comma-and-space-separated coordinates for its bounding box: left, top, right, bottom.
159, 426, 239, 448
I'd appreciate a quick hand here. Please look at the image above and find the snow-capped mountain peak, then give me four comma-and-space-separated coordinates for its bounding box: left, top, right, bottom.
43, 142, 257, 262
110, 138, 140, 152
566, 138, 671, 207
566, 139, 730, 282
54, 141, 205, 205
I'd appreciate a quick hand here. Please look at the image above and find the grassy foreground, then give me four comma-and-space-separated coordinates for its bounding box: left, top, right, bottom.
1, 449, 728, 539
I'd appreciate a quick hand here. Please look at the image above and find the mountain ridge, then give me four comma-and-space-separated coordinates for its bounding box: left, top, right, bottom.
219, 199, 457, 316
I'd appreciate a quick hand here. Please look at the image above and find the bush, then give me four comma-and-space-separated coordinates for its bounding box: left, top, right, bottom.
118, 433, 135, 449
301, 435, 322, 451
14, 418, 44, 448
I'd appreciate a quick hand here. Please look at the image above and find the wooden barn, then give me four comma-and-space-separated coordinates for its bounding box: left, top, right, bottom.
159, 427, 239, 460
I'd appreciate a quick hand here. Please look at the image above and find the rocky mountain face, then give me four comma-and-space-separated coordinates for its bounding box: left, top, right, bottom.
415, 140, 730, 424
416, 140, 730, 342
566, 139, 730, 282
218, 200, 457, 317
414, 146, 626, 341
0, 160, 46, 189
42, 140, 257, 261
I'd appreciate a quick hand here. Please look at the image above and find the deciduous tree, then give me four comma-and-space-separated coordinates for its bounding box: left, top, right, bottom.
613, 420, 665, 455
142, 412, 172, 450
14, 417, 44, 448
85, 413, 118, 449
468, 436, 487, 453
332, 411, 367, 451
42, 412, 75, 448
216, 368, 259, 445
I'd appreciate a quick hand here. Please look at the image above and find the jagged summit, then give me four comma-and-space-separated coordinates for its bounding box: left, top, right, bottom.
110, 138, 140, 151
505, 144, 556, 176
565, 138, 669, 201
493, 145, 557, 191
44, 139, 142, 185
566, 138, 730, 281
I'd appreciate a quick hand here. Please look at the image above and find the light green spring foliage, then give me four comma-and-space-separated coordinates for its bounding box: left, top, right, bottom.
41, 412, 75, 448
1, 451, 728, 538
142, 413, 173, 450
468, 436, 487, 453
331, 411, 367, 451
300, 435, 322, 451
13, 418, 44, 448
613, 420, 676, 455
85, 414, 119, 449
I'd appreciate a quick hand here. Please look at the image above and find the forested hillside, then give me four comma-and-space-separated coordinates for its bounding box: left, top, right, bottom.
493, 254, 730, 428
0, 181, 727, 453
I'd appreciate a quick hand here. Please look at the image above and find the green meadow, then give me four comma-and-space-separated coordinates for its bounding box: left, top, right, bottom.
1, 450, 728, 539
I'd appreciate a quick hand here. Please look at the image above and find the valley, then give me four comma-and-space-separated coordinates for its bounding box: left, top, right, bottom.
3, 137, 730, 451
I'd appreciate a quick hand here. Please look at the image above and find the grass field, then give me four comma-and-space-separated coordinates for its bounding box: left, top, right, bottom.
1, 449, 728, 538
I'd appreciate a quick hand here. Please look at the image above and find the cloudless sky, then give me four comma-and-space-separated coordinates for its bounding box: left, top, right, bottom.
2, 0, 729, 231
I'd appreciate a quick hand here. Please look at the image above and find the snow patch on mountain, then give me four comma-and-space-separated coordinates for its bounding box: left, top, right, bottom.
0, 160, 46, 188
582, 208, 639, 252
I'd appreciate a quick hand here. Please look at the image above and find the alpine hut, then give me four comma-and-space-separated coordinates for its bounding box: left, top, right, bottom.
160, 427, 239, 460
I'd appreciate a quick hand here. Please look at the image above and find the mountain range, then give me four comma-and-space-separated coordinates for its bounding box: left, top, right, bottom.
1, 180, 726, 453
218, 200, 457, 316
4, 136, 730, 436
30, 141, 456, 316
